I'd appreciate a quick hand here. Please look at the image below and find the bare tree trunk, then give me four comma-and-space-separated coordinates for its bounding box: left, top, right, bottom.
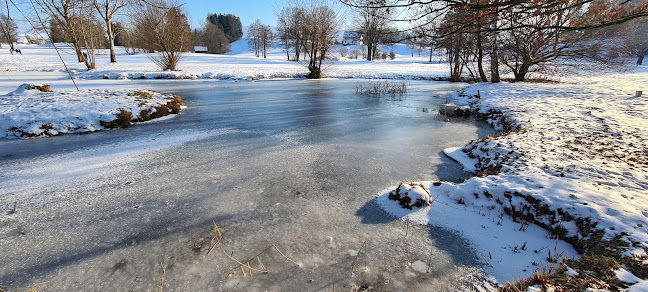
450, 51, 462, 82
638, 54, 645, 65
490, 11, 500, 83
476, 33, 487, 82
285, 39, 290, 60
295, 41, 300, 61
263, 41, 266, 58
490, 39, 501, 83
107, 20, 116, 63
73, 41, 85, 63
514, 62, 531, 82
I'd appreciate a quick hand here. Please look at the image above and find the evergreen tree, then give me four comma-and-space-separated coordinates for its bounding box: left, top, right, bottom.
206, 13, 242, 42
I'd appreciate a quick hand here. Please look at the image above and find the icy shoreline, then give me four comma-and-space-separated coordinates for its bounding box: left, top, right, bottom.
0, 84, 183, 139
377, 71, 648, 288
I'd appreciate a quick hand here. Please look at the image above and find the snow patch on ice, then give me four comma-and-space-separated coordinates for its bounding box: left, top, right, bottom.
443, 147, 478, 172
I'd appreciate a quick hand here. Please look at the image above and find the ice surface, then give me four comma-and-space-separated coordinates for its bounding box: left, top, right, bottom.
0, 80, 495, 291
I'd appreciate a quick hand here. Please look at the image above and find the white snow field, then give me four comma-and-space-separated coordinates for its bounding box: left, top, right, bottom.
0, 41, 449, 82
0, 41, 647, 290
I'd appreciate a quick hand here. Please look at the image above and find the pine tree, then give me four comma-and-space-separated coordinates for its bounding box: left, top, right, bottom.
206, 13, 242, 42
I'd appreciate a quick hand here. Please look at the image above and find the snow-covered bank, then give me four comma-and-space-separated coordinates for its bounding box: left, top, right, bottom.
377, 68, 648, 287
0, 84, 183, 138
457, 72, 648, 252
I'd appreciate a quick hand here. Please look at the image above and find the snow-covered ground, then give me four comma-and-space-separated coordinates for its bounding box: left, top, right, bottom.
376, 68, 648, 288
0, 41, 448, 83
0, 84, 182, 138
1, 41, 647, 289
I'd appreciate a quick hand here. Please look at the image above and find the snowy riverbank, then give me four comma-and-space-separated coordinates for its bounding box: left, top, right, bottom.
378, 69, 648, 289
0, 84, 183, 138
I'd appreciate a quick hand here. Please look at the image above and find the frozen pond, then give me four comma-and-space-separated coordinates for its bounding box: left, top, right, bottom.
0, 79, 497, 291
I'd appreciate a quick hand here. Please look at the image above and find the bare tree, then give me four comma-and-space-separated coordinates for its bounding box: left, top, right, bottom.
489, 7, 500, 83
112, 21, 135, 54
355, 1, 392, 61
78, 12, 105, 69
48, 18, 70, 42
437, 10, 472, 82
248, 19, 273, 58
283, 0, 340, 78
195, 22, 230, 54
0, 2, 18, 53
132, 0, 191, 70
617, 19, 648, 65
340, 0, 648, 32
497, 1, 588, 81
92, 0, 131, 63
342, 0, 648, 81
410, 17, 439, 62
276, 7, 290, 60
277, 6, 306, 61
35, 0, 88, 63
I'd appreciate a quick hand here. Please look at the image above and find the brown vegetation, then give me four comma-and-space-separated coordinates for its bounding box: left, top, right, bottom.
27, 84, 54, 92
100, 109, 133, 128
132, 0, 192, 71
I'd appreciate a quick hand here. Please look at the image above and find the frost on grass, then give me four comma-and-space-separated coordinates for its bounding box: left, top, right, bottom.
0, 84, 183, 138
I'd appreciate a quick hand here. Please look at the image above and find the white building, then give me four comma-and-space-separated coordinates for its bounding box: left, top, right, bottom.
16, 35, 29, 44
342, 31, 362, 46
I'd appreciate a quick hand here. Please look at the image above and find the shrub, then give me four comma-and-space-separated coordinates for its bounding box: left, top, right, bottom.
389, 51, 396, 60
350, 49, 360, 59
338, 46, 348, 58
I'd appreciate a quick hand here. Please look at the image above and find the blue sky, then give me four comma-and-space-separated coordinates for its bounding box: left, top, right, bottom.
184, 0, 280, 28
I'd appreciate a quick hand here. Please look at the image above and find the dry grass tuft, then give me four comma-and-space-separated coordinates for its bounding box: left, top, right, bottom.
156, 261, 168, 292
100, 110, 133, 128
355, 80, 408, 96
137, 95, 183, 122
131, 90, 154, 99
501, 255, 633, 291
167, 95, 183, 114
207, 221, 300, 277
27, 85, 53, 92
